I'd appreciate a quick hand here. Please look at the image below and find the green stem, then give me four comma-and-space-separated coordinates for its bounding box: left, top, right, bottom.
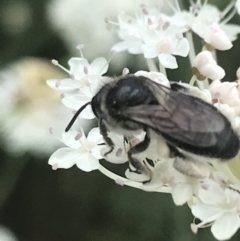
189, 75, 197, 86
146, 58, 158, 72
186, 31, 205, 90
159, 62, 167, 77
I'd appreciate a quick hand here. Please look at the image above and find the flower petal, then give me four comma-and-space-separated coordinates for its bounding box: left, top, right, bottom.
191, 204, 222, 222
172, 38, 189, 57
48, 147, 79, 169
89, 57, 108, 75
91, 145, 104, 159
76, 152, 99, 171
87, 127, 103, 143
172, 183, 193, 205
68, 58, 89, 79
158, 53, 178, 69
61, 129, 82, 149
211, 212, 240, 241
198, 183, 225, 205
47, 78, 79, 92
142, 45, 158, 58
62, 95, 95, 119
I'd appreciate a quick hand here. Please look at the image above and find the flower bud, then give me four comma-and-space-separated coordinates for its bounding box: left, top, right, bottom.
206, 23, 232, 51
193, 51, 225, 80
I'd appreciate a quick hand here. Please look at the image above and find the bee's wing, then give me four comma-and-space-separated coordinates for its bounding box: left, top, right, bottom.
123, 84, 228, 147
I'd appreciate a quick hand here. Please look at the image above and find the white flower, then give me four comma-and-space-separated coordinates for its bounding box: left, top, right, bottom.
192, 182, 240, 240
0, 57, 72, 156
48, 128, 104, 171
47, 56, 109, 120
169, 2, 240, 48
209, 80, 240, 107
112, 8, 189, 69
47, 57, 108, 97
47, 0, 141, 63
171, 176, 201, 206
193, 51, 225, 80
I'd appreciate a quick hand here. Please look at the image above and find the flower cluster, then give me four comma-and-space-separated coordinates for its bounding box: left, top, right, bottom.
48, 1, 240, 240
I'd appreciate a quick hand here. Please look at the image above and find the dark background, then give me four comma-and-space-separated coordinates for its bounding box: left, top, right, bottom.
0, 0, 240, 240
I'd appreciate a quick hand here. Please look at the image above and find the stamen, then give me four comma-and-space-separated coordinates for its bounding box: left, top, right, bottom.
158, 17, 166, 28
140, 3, 146, 8
221, 0, 236, 18
74, 132, 82, 140
84, 66, 88, 75
116, 148, 123, 157
107, 20, 120, 26
122, 68, 130, 76
201, 183, 210, 190
134, 0, 141, 21
202, 0, 208, 6
191, 0, 201, 10
174, 0, 181, 12
52, 163, 58, 170
167, 0, 179, 13
142, 8, 149, 15
147, 18, 153, 25
49, 127, 54, 134
176, 32, 183, 39
115, 179, 125, 186
190, 223, 198, 234
51, 59, 71, 74
221, 8, 237, 25
97, 51, 117, 75
55, 80, 60, 88
76, 44, 85, 58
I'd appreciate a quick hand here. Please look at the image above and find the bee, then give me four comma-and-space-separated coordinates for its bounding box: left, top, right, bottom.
65, 75, 240, 179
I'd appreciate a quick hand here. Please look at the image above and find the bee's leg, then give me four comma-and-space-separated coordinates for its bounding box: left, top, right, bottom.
168, 144, 211, 178
127, 129, 152, 179
99, 118, 115, 156
123, 136, 128, 153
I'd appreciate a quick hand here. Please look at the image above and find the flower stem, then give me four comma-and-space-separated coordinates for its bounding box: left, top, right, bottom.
186, 31, 205, 89
186, 31, 196, 66
98, 164, 171, 193
159, 62, 167, 77
189, 75, 197, 86
146, 58, 159, 72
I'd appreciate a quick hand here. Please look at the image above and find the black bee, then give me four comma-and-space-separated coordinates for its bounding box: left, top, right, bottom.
65, 75, 240, 178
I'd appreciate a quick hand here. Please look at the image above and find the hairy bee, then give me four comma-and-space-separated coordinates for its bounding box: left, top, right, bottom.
65, 75, 240, 178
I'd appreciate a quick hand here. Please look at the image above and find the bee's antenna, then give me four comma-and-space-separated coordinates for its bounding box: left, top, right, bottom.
65, 102, 91, 132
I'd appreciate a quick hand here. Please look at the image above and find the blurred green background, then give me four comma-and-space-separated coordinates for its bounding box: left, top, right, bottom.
0, 0, 240, 241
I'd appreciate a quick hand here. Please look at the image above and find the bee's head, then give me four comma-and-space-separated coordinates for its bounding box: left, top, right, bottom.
91, 95, 100, 118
